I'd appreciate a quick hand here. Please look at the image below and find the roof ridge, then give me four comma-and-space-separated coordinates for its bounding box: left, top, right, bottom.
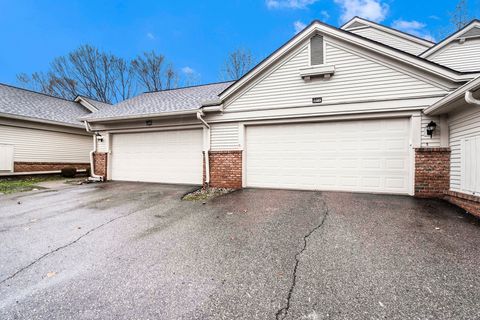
77, 95, 112, 105
0, 82, 77, 103
143, 80, 235, 94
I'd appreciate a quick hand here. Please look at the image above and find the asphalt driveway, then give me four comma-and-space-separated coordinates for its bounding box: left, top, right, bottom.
0, 182, 479, 320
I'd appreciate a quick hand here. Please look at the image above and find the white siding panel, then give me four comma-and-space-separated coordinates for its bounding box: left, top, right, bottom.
428, 39, 480, 72
0, 144, 14, 171
449, 106, 480, 194
226, 42, 445, 111
210, 123, 240, 151
0, 124, 91, 163
350, 27, 430, 55
421, 114, 441, 147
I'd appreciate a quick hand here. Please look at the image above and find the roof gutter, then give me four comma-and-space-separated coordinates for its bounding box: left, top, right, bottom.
465, 91, 480, 106
197, 111, 211, 187
82, 109, 200, 123
84, 121, 104, 182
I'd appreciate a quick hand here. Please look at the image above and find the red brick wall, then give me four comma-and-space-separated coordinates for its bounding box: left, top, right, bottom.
444, 191, 480, 218
93, 152, 108, 180
204, 151, 242, 189
414, 147, 450, 198
14, 162, 90, 173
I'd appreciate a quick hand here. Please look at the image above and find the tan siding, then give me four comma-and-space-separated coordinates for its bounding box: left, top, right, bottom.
210, 123, 240, 151
421, 114, 441, 147
449, 106, 480, 193
350, 27, 430, 55
226, 40, 446, 112
0, 124, 91, 163
428, 38, 480, 72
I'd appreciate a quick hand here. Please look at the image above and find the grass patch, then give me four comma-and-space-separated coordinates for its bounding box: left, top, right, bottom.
0, 175, 65, 195
182, 187, 234, 202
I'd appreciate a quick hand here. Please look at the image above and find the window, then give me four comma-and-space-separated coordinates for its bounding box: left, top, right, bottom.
310, 35, 324, 65
461, 135, 480, 194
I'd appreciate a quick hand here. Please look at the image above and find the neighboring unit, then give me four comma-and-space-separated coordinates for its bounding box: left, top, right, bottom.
0, 84, 108, 175
82, 17, 480, 217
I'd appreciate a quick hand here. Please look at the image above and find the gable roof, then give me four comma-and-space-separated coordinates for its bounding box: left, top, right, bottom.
0, 83, 91, 128
341, 16, 435, 48
219, 20, 478, 101
420, 19, 480, 58
424, 75, 480, 115
82, 81, 233, 122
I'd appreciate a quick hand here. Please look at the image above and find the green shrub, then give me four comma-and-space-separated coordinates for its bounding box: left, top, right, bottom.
61, 167, 77, 178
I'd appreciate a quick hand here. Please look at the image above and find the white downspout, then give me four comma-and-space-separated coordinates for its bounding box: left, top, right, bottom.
84, 121, 104, 182
197, 111, 211, 187
465, 91, 480, 106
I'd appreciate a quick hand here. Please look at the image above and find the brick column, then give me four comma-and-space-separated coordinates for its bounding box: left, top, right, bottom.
204, 151, 242, 189
93, 152, 108, 180
414, 147, 450, 198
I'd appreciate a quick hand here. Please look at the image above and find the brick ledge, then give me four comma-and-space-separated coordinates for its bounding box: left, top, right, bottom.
444, 190, 480, 203
414, 147, 451, 152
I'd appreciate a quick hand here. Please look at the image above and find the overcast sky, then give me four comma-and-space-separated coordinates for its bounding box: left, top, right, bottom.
1, 0, 479, 87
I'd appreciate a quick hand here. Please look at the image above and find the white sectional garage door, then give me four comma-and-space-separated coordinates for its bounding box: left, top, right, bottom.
111, 129, 203, 185
246, 118, 411, 194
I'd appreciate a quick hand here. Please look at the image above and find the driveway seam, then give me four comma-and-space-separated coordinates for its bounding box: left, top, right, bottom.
275, 196, 329, 320
0, 211, 137, 286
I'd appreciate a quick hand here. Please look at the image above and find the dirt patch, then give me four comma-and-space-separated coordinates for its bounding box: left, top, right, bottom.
182, 187, 234, 202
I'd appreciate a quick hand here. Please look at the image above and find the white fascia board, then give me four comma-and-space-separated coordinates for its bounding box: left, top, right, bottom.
74, 96, 99, 112
424, 76, 480, 115
420, 20, 480, 58
341, 17, 434, 48
83, 109, 199, 123
219, 21, 476, 103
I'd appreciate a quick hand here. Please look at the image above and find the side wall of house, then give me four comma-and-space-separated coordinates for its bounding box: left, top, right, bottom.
428, 38, 480, 72
0, 118, 91, 173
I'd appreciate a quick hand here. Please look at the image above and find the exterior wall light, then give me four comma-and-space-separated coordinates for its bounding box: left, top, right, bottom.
146, 120, 153, 126
426, 121, 437, 138
95, 132, 104, 142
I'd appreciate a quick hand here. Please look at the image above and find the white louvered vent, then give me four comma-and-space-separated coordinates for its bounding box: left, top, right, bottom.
310, 35, 324, 65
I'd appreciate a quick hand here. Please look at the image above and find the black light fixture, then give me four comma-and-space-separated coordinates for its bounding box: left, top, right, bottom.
426, 121, 437, 138
146, 120, 153, 126
95, 132, 104, 142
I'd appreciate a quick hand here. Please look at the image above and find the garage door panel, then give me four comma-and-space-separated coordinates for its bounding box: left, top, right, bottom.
111, 129, 202, 185
246, 119, 411, 194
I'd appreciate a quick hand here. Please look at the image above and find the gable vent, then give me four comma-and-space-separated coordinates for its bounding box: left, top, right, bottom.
310, 35, 324, 65
460, 27, 480, 38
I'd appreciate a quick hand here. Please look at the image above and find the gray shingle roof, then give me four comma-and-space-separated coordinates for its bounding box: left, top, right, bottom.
82, 81, 234, 121
0, 83, 90, 127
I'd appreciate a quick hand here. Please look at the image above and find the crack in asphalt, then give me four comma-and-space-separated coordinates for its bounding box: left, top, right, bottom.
275, 196, 329, 320
0, 211, 137, 286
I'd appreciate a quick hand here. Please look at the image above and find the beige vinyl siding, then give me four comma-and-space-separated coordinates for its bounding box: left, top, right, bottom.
0, 124, 91, 163
226, 40, 446, 111
210, 123, 240, 151
420, 114, 441, 147
349, 27, 430, 55
428, 38, 480, 72
449, 106, 480, 193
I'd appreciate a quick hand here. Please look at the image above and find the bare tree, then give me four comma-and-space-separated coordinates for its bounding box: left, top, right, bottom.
18, 45, 143, 103
449, 0, 471, 31
131, 50, 178, 91
221, 48, 255, 81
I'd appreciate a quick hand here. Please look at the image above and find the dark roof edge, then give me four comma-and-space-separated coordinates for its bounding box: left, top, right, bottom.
143, 80, 235, 94
0, 111, 85, 128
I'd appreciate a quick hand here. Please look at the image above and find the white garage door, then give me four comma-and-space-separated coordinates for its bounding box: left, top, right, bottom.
246, 118, 411, 194
111, 129, 203, 185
